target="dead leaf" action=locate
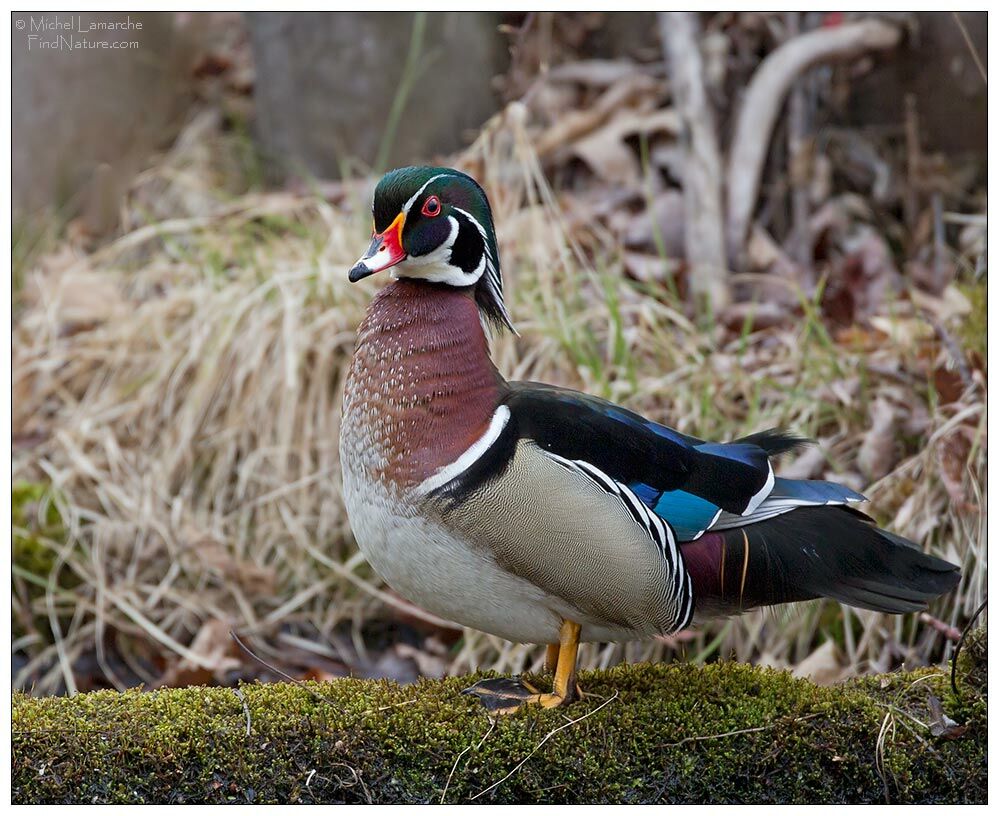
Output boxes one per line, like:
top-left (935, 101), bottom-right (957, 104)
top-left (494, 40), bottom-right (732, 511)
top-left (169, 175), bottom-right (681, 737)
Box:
top-left (792, 640), bottom-right (844, 686)
top-left (927, 694), bottom-right (968, 739)
top-left (194, 534), bottom-right (277, 596)
top-left (937, 428), bottom-right (974, 509)
top-left (932, 365), bottom-right (966, 406)
top-left (157, 618), bottom-right (240, 688)
top-left (910, 284), bottom-right (972, 321)
top-left (810, 194), bottom-right (874, 253)
top-left (622, 251), bottom-right (682, 284)
top-left (857, 398), bottom-right (898, 481)
top-left (570, 109), bottom-right (681, 187)
top-left (620, 190), bottom-right (686, 257)
top-left (777, 445), bottom-right (827, 481)
top-left (868, 315), bottom-right (934, 347)
top-left (825, 227), bottom-right (900, 324)
top-left (395, 642), bottom-right (448, 679)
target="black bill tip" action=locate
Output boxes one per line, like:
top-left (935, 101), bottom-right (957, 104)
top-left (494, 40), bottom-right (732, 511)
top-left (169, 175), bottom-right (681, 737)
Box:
top-left (348, 263), bottom-right (374, 283)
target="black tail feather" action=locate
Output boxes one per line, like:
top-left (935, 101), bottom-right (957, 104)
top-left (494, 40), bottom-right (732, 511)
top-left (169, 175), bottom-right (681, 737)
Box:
top-left (681, 506), bottom-right (960, 618)
top-left (734, 428), bottom-right (813, 458)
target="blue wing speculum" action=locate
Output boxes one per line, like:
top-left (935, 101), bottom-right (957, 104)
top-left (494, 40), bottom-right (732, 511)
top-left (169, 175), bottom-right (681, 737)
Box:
top-left (503, 382), bottom-right (864, 543)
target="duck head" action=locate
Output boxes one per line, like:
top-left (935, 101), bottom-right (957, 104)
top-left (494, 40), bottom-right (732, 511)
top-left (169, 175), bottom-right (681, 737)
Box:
top-left (349, 166), bottom-right (514, 331)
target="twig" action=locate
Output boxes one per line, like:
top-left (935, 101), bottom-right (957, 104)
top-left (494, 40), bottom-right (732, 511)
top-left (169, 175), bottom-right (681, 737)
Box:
top-left (951, 597), bottom-right (987, 696)
top-left (785, 12), bottom-right (814, 288)
top-left (440, 718), bottom-right (495, 804)
top-left (330, 762), bottom-right (373, 804)
top-left (875, 708), bottom-right (896, 804)
top-left (918, 612), bottom-right (963, 643)
top-left (904, 94), bottom-right (921, 230)
top-left (373, 12), bottom-right (429, 174)
top-left (726, 19), bottom-right (902, 267)
top-left (470, 691), bottom-right (619, 801)
top-left (951, 12), bottom-right (986, 85)
top-left (661, 711), bottom-right (820, 749)
top-left (658, 11), bottom-right (729, 311)
top-left (932, 191), bottom-right (947, 289)
top-left (232, 686), bottom-right (252, 737)
top-left (230, 630), bottom-right (341, 709)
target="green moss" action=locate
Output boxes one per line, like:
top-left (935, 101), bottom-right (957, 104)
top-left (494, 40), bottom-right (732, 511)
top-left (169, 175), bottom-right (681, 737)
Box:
top-left (12, 481), bottom-right (80, 593)
top-left (12, 482), bottom-right (86, 644)
top-left (13, 652), bottom-right (985, 804)
top-left (957, 280), bottom-right (986, 359)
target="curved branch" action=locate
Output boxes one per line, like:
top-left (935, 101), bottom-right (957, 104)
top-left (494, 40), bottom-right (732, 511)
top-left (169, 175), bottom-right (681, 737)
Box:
top-left (725, 19), bottom-right (902, 268)
top-left (659, 11), bottom-right (729, 310)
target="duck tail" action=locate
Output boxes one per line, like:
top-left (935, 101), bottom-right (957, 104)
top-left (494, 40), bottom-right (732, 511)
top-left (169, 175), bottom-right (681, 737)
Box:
top-left (680, 505), bottom-right (960, 619)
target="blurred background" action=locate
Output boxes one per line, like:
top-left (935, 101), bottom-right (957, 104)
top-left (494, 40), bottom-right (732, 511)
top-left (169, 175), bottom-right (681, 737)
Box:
top-left (12, 11), bottom-right (986, 696)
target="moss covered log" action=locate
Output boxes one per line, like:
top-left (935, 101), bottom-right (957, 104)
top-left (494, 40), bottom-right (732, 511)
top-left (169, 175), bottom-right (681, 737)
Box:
top-left (13, 635), bottom-right (986, 804)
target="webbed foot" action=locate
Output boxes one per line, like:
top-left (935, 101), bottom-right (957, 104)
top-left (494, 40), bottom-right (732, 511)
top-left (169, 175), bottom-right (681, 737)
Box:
top-left (463, 619), bottom-right (583, 715)
top-left (462, 676), bottom-right (543, 715)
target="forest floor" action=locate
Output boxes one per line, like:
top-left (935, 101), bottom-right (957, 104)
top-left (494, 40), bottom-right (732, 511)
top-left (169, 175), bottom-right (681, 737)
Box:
top-left (12, 12), bottom-right (986, 698)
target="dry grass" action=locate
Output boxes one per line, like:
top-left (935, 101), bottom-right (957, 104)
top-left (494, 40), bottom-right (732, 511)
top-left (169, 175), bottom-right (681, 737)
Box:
top-left (12, 105), bottom-right (985, 695)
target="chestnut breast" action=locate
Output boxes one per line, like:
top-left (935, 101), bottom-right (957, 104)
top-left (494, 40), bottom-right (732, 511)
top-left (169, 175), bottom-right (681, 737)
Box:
top-left (342, 279), bottom-right (505, 490)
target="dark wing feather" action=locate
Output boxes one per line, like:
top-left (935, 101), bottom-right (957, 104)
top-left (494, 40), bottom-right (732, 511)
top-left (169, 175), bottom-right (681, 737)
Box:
top-left (504, 382), bottom-right (775, 516)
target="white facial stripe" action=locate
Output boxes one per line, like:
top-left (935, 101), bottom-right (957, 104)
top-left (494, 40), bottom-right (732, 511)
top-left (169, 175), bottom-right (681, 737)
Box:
top-left (454, 206), bottom-right (496, 270)
top-left (403, 173), bottom-right (453, 215)
top-left (417, 405), bottom-right (511, 495)
top-left (453, 207), bottom-right (506, 303)
top-left (453, 206), bottom-right (487, 242)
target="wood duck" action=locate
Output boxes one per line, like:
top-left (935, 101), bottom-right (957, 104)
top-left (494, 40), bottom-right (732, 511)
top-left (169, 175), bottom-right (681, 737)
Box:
top-left (340, 166), bottom-right (961, 714)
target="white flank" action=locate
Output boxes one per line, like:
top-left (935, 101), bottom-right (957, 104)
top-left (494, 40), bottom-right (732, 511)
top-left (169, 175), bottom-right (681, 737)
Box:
top-left (417, 405), bottom-right (511, 494)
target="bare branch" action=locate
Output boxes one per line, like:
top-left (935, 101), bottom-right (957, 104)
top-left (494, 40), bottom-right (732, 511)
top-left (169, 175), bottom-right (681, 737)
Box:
top-left (726, 18), bottom-right (902, 268)
top-left (659, 11), bottom-right (729, 310)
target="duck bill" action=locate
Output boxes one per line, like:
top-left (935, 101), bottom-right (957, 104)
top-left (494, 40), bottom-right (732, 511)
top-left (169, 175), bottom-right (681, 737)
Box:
top-left (348, 212), bottom-right (407, 282)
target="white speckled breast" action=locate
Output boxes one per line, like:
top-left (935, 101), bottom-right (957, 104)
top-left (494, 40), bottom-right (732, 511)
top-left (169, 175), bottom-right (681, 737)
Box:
top-left (339, 280), bottom-right (564, 643)
top-left (340, 280), bottom-right (654, 644)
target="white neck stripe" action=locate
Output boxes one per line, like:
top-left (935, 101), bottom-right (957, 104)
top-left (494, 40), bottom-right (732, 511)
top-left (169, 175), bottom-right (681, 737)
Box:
top-left (416, 405), bottom-right (511, 494)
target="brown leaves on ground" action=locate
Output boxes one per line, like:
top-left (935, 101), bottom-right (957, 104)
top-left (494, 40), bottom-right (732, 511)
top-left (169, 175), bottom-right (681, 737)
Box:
top-left (156, 618), bottom-right (241, 688)
top-left (858, 398), bottom-right (900, 482)
top-left (927, 694), bottom-right (969, 740)
top-left (12, 12), bottom-right (985, 696)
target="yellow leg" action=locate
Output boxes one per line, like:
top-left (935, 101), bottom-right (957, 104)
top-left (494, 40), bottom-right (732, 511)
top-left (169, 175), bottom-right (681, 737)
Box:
top-left (462, 618), bottom-right (583, 714)
top-left (545, 643), bottom-right (560, 674)
top-left (539, 619), bottom-right (581, 708)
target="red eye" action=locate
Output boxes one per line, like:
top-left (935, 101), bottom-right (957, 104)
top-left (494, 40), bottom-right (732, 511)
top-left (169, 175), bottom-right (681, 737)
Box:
top-left (421, 195), bottom-right (441, 217)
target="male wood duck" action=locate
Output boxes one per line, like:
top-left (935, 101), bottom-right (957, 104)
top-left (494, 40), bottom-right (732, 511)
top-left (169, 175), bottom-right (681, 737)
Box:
top-left (340, 166), bottom-right (961, 714)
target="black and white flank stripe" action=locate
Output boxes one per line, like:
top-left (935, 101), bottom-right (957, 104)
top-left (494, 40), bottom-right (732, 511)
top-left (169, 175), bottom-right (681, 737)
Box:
top-left (544, 451), bottom-right (695, 633)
